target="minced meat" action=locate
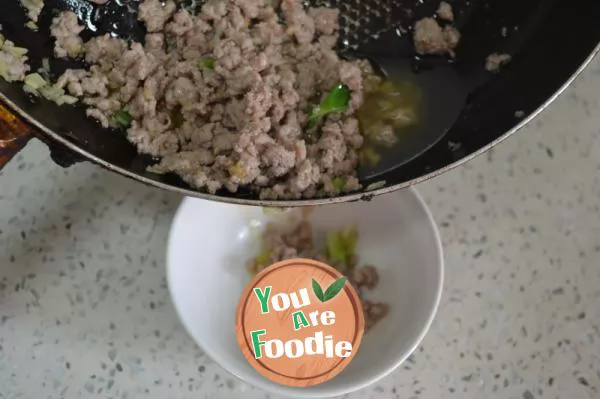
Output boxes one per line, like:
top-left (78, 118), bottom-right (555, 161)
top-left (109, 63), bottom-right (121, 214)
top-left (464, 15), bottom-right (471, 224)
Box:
top-left (485, 52), bottom-right (512, 72)
top-left (50, 11), bottom-right (84, 58)
top-left (413, 17), bottom-right (460, 56)
top-left (248, 214), bottom-right (389, 331)
top-left (0, 33), bottom-right (31, 82)
top-left (50, 0), bottom-right (378, 199)
top-left (436, 1), bottom-right (454, 21)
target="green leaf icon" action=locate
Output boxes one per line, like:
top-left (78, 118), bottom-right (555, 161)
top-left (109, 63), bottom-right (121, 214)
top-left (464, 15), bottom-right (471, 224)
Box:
top-left (313, 277), bottom-right (348, 303)
top-left (312, 279), bottom-right (325, 302)
top-left (323, 277), bottom-right (348, 302)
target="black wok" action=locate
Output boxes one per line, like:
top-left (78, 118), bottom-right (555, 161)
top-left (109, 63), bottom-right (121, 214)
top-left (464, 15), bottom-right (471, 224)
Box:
top-left (0, 0), bottom-right (599, 206)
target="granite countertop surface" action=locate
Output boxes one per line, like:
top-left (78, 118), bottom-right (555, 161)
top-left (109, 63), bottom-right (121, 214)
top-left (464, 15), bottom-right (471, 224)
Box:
top-left (2, 57), bottom-right (600, 399)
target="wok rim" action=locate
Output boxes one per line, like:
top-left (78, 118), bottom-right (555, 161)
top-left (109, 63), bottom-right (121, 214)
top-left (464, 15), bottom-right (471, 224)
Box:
top-left (2, 44), bottom-right (599, 207)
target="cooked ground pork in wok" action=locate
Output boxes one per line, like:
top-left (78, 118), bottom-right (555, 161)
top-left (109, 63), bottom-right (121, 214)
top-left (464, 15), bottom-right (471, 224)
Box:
top-left (48, 0), bottom-right (382, 199)
top-left (248, 215), bottom-right (389, 331)
top-left (4, 0), bottom-right (469, 199)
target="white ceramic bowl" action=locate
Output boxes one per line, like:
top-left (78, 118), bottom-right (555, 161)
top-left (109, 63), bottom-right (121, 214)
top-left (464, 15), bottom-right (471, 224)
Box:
top-left (167, 188), bottom-right (443, 398)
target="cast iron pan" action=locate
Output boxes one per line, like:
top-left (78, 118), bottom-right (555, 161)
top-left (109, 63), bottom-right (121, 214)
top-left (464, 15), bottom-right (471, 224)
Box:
top-left (0, 0), bottom-right (599, 206)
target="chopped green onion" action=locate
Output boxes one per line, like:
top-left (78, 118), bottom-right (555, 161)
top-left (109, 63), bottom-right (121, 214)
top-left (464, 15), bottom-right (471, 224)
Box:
top-left (25, 21), bottom-right (39, 31)
top-left (365, 180), bottom-right (386, 191)
top-left (170, 106), bottom-right (185, 129)
top-left (359, 147), bottom-right (381, 166)
top-left (199, 58), bottom-right (215, 69)
top-left (255, 246), bottom-right (272, 267)
top-left (332, 176), bottom-right (346, 192)
top-left (325, 226), bottom-right (358, 267)
top-left (307, 84), bottom-right (351, 126)
top-left (228, 162), bottom-right (246, 178)
top-left (113, 109), bottom-right (133, 128)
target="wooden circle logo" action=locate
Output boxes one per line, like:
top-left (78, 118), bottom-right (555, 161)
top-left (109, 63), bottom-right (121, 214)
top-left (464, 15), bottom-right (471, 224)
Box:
top-left (235, 258), bottom-right (364, 387)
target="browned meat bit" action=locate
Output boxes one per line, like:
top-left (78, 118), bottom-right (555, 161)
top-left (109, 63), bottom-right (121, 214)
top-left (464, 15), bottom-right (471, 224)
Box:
top-left (413, 17), bottom-right (460, 56)
top-left (436, 1), bottom-right (454, 21)
top-left (353, 265), bottom-right (379, 290)
top-left (363, 300), bottom-right (390, 331)
top-left (138, 0), bottom-right (176, 32)
top-left (308, 7), bottom-right (340, 36)
top-left (50, 11), bottom-right (84, 58)
top-left (281, 0), bottom-right (316, 44)
top-left (485, 53), bottom-right (512, 72)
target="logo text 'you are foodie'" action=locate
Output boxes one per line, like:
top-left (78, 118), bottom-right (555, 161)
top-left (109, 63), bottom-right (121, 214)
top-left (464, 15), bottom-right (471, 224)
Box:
top-left (251, 278), bottom-right (352, 360)
top-left (236, 258), bottom-right (364, 387)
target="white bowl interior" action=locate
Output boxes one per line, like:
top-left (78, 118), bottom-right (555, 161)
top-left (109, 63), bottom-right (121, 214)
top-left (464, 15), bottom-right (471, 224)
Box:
top-left (167, 189), bottom-right (443, 398)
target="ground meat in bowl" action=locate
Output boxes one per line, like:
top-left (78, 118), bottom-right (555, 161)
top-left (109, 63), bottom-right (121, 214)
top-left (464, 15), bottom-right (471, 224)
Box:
top-left (248, 214), bottom-right (390, 332)
top-left (49, 0), bottom-right (380, 200)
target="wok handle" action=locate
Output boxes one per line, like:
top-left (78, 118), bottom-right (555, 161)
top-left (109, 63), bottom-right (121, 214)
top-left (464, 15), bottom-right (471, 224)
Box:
top-left (0, 102), bottom-right (33, 170)
top-left (0, 101), bottom-right (86, 169)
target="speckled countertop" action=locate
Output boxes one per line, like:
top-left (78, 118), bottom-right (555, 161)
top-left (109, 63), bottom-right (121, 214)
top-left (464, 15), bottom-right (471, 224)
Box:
top-left (2, 58), bottom-right (600, 399)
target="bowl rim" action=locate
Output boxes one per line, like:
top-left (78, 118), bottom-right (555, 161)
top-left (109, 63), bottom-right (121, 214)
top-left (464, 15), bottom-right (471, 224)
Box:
top-left (166, 187), bottom-right (445, 398)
